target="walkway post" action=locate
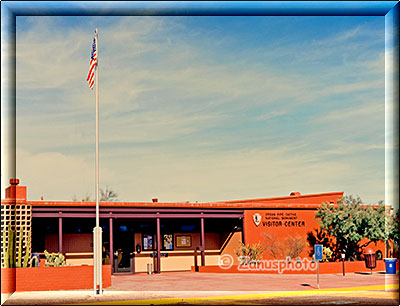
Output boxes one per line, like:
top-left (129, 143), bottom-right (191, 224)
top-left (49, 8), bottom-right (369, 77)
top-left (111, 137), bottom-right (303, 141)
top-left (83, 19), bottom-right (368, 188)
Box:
top-left (109, 216), bottom-right (113, 272)
top-left (200, 215), bottom-right (205, 266)
top-left (58, 212), bottom-right (62, 253)
top-left (156, 216), bottom-right (161, 273)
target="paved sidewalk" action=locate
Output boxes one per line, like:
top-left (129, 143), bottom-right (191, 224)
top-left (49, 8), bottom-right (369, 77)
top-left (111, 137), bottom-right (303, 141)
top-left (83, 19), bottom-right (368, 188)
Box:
top-left (2, 272), bottom-right (399, 305)
top-left (107, 271), bottom-right (397, 291)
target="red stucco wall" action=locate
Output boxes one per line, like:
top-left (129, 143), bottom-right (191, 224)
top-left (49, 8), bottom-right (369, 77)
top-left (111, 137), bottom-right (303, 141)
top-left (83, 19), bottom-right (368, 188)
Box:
top-left (244, 209), bottom-right (319, 259)
top-left (244, 208), bottom-right (389, 260)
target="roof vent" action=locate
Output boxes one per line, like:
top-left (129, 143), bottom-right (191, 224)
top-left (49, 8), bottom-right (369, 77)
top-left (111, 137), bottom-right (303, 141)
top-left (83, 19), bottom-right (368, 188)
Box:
top-left (152, 198), bottom-right (158, 203)
top-left (290, 192), bottom-right (301, 196)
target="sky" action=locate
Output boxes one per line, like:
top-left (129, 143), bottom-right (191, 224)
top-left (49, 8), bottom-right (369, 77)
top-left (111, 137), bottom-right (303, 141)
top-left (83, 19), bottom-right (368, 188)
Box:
top-left (1, 14), bottom-right (387, 203)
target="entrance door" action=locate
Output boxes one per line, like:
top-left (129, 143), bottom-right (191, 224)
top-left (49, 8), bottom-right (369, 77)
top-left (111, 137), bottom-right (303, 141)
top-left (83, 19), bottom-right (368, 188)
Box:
top-left (114, 249), bottom-right (132, 272)
top-left (114, 222), bottom-right (134, 273)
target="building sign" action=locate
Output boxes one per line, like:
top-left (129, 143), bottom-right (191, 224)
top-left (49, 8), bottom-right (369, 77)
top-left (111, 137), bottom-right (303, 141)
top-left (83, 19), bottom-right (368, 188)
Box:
top-left (314, 244), bottom-right (323, 260)
top-left (150, 252), bottom-right (169, 258)
top-left (253, 213), bottom-right (262, 227)
top-left (258, 212), bottom-right (306, 228)
top-left (176, 235), bottom-right (192, 247)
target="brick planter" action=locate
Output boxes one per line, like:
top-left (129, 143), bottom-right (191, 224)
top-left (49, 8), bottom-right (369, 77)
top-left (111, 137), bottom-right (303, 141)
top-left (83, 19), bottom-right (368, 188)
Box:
top-left (1, 265), bottom-right (111, 293)
top-left (1, 268), bottom-right (16, 293)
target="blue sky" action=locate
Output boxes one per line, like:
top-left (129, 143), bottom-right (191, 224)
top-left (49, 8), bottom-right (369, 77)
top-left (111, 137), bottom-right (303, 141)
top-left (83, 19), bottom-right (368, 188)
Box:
top-left (2, 14), bottom-right (387, 203)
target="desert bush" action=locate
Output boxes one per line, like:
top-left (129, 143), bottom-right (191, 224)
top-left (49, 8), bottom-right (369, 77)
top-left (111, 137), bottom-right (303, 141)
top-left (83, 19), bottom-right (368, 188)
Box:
top-left (263, 234), bottom-right (306, 260)
top-left (235, 242), bottom-right (266, 264)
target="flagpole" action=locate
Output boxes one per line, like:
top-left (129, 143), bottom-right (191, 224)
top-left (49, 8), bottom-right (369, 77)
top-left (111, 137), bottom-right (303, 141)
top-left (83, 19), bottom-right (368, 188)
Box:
top-left (94, 27), bottom-right (103, 295)
top-left (95, 28), bottom-right (99, 229)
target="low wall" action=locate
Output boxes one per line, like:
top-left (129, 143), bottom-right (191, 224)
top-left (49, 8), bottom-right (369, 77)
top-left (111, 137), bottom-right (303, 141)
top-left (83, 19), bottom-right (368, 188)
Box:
top-left (1, 268), bottom-right (16, 293)
top-left (193, 260), bottom-right (397, 274)
top-left (1, 265), bottom-right (111, 293)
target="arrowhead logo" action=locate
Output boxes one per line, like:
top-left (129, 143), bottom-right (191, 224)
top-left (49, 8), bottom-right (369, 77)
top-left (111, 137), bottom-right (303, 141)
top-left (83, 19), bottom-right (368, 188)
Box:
top-left (253, 213), bottom-right (262, 227)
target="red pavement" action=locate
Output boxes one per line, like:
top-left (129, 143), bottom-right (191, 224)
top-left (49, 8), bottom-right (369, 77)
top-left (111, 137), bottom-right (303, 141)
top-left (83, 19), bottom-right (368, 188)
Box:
top-left (108, 271), bottom-right (398, 291)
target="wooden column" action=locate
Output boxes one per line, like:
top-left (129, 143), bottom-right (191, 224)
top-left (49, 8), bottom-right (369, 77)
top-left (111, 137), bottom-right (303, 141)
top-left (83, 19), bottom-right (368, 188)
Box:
top-left (156, 216), bottom-right (161, 273)
top-left (58, 212), bottom-right (63, 253)
top-left (200, 215), bottom-right (205, 266)
top-left (109, 215), bottom-right (113, 272)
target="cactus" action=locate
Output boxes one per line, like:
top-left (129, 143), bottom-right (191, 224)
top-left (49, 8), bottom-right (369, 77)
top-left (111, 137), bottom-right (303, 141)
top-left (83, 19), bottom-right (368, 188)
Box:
top-left (23, 232), bottom-right (31, 268)
top-left (16, 228), bottom-right (23, 267)
top-left (2, 227), bottom-right (9, 268)
top-left (8, 225), bottom-right (15, 268)
top-left (55, 253), bottom-right (66, 266)
top-left (44, 250), bottom-right (50, 266)
top-left (44, 249), bottom-right (66, 267)
top-left (2, 224), bottom-right (16, 268)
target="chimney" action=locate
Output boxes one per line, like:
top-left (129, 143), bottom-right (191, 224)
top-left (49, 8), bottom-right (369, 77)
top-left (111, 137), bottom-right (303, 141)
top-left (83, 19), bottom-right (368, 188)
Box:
top-left (290, 192), bottom-right (301, 197)
top-left (10, 178), bottom-right (20, 185)
top-left (5, 178), bottom-right (27, 201)
top-left (152, 198), bottom-right (158, 203)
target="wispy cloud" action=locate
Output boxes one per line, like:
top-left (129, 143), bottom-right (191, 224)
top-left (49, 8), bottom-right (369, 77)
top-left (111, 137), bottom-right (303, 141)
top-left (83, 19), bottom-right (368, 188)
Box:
top-left (6, 15), bottom-right (386, 204)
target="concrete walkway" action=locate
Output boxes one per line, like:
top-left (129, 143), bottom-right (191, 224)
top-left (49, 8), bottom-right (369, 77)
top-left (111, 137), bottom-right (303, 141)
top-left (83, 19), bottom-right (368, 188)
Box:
top-left (107, 271), bottom-right (397, 291)
top-left (2, 272), bottom-right (398, 305)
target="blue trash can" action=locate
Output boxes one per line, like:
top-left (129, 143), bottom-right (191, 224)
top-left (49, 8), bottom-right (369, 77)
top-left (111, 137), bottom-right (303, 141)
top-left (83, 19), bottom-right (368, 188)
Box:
top-left (384, 258), bottom-right (397, 274)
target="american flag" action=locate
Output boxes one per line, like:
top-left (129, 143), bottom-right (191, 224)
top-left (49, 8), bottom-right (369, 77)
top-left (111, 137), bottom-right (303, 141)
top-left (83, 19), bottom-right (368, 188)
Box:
top-left (86, 36), bottom-right (97, 89)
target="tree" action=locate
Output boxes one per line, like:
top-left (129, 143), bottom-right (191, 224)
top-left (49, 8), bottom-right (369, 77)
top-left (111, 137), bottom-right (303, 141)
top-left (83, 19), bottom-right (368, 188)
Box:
top-left (306, 228), bottom-right (337, 259)
top-left (316, 195), bottom-right (395, 261)
top-left (72, 187), bottom-right (119, 202)
top-left (100, 186), bottom-right (119, 202)
top-left (385, 208), bottom-right (399, 257)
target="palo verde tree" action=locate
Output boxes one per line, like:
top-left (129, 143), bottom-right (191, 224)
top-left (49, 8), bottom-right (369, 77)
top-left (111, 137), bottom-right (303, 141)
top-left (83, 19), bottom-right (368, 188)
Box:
top-left (384, 208), bottom-right (399, 257)
top-left (316, 195), bottom-right (395, 261)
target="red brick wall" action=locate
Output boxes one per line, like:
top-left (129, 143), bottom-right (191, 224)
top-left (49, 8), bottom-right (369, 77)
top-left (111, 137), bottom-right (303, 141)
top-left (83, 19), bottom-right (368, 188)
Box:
top-left (16, 265), bottom-right (111, 292)
top-left (1, 265), bottom-right (111, 293)
top-left (1, 268), bottom-right (16, 293)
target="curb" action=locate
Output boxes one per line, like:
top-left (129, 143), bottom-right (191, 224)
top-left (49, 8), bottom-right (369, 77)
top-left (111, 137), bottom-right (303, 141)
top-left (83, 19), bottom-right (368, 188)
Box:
top-left (70, 284), bottom-right (399, 305)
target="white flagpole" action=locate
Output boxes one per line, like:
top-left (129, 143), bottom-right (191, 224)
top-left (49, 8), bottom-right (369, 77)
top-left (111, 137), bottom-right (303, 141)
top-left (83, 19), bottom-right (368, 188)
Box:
top-left (93, 27), bottom-right (103, 295)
